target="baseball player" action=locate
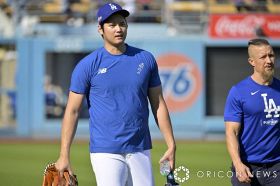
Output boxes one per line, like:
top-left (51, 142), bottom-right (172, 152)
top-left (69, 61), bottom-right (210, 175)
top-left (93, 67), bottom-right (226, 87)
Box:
top-left (55, 2), bottom-right (176, 186)
top-left (224, 38), bottom-right (280, 186)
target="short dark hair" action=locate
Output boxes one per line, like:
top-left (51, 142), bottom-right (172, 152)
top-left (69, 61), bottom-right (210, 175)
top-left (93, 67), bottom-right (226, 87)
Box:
top-left (248, 38), bottom-right (270, 46)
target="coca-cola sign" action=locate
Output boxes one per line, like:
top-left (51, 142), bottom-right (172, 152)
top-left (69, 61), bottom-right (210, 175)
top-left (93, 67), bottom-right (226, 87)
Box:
top-left (209, 14), bottom-right (280, 38)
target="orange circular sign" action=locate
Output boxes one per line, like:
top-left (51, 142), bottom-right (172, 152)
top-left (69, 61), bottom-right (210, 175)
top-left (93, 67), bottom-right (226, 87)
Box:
top-left (157, 53), bottom-right (202, 112)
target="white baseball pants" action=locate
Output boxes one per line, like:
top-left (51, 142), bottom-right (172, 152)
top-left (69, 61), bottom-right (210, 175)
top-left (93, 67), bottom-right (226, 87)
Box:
top-left (90, 150), bottom-right (155, 186)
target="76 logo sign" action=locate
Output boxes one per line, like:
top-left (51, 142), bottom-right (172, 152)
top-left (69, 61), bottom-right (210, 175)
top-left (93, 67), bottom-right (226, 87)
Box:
top-left (160, 66), bottom-right (192, 99)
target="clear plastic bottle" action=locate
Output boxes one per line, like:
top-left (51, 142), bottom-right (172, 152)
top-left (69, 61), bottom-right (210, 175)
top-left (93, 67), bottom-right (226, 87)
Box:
top-left (160, 160), bottom-right (170, 176)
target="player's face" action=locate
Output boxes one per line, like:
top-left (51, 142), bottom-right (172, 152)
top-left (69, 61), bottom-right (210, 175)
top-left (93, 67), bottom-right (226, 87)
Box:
top-left (249, 45), bottom-right (275, 79)
top-left (99, 14), bottom-right (127, 47)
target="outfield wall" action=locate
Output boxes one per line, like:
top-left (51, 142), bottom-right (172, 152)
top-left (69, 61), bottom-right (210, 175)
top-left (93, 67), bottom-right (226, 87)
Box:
top-left (1, 24), bottom-right (280, 139)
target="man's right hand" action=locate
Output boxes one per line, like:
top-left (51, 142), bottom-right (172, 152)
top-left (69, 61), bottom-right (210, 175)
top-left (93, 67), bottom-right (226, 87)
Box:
top-left (234, 162), bottom-right (253, 183)
top-left (55, 157), bottom-right (73, 178)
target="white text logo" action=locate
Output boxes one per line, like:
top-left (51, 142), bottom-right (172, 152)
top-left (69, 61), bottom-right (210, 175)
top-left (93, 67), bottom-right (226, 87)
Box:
top-left (137, 63), bottom-right (144, 74)
top-left (109, 3), bottom-right (117, 10)
top-left (251, 90), bottom-right (260, 95)
top-left (98, 68), bottom-right (107, 74)
top-left (262, 93), bottom-right (280, 118)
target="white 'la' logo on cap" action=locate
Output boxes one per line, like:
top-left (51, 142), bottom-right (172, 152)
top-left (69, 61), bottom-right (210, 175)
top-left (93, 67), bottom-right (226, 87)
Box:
top-left (109, 3), bottom-right (117, 10)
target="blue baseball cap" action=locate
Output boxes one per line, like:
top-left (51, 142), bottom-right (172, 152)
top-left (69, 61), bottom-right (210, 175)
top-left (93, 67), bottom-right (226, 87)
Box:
top-left (97, 3), bottom-right (130, 25)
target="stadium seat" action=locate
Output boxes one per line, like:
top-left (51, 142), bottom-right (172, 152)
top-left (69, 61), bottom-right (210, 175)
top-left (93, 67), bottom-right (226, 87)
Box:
top-left (43, 0), bottom-right (65, 13)
top-left (41, 0), bottom-right (68, 23)
top-left (168, 1), bottom-right (206, 12)
top-left (69, 0), bottom-right (96, 14)
top-left (267, 0), bottom-right (280, 13)
top-left (166, 1), bottom-right (207, 34)
top-left (208, 0), bottom-right (237, 13)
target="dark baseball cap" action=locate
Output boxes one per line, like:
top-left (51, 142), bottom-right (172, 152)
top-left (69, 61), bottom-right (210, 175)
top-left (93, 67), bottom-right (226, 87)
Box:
top-left (97, 3), bottom-right (130, 25)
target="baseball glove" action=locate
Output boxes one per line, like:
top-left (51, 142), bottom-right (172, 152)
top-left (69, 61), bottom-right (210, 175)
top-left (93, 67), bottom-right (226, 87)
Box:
top-left (42, 162), bottom-right (78, 186)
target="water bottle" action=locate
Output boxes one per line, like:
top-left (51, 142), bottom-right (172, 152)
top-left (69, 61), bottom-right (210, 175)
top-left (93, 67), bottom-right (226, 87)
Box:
top-left (160, 160), bottom-right (171, 176)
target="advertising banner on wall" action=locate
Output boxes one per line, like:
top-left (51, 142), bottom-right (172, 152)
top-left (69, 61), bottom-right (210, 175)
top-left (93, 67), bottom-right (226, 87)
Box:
top-left (143, 41), bottom-right (205, 132)
top-left (157, 53), bottom-right (202, 113)
top-left (209, 14), bottom-right (280, 38)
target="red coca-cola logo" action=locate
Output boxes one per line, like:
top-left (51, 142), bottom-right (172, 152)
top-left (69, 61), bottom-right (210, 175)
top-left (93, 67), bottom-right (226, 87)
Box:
top-left (209, 14), bottom-right (280, 38)
top-left (215, 15), bottom-right (265, 37)
top-left (267, 21), bottom-right (280, 32)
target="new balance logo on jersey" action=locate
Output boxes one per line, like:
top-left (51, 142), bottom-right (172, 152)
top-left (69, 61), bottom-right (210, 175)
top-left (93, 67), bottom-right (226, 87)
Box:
top-left (262, 93), bottom-right (280, 118)
top-left (98, 68), bottom-right (107, 74)
top-left (109, 3), bottom-right (117, 10)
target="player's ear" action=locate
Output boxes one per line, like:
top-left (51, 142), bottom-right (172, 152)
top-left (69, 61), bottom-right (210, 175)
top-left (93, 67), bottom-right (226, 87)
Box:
top-left (98, 24), bottom-right (103, 36)
top-left (248, 57), bottom-right (255, 67)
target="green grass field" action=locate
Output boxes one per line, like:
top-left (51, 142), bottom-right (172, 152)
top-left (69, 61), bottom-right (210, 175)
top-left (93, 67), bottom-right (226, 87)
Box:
top-left (0, 140), bottom-right (231, 186)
